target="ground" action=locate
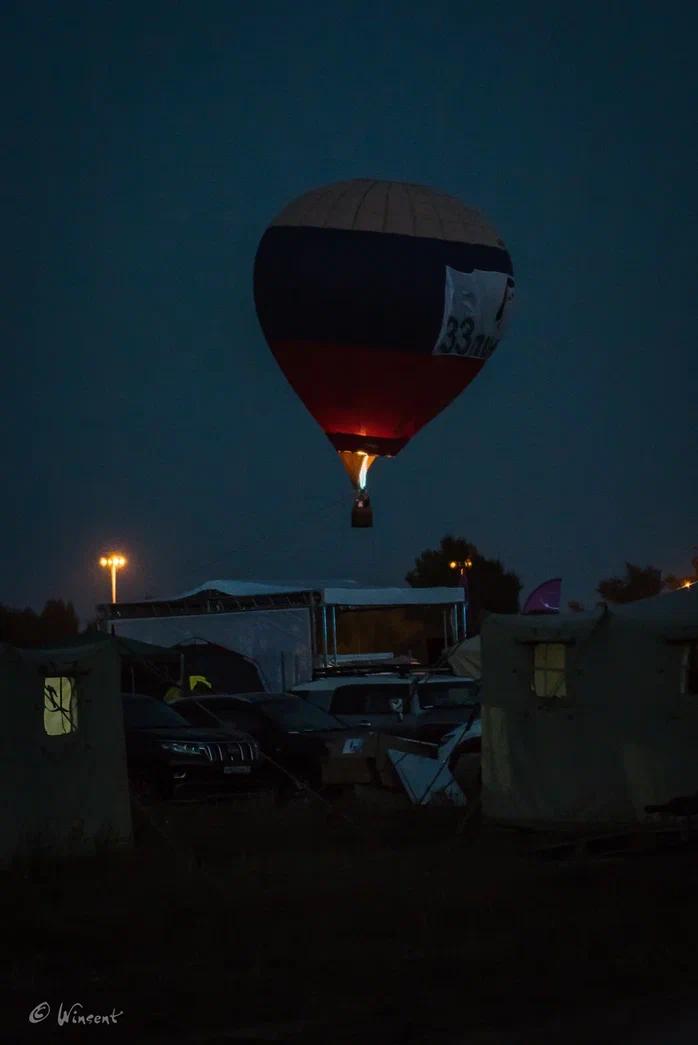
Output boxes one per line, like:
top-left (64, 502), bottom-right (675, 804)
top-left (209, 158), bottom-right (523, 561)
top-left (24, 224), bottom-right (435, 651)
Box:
top-left (3, 793), bottom-right (698, 1043)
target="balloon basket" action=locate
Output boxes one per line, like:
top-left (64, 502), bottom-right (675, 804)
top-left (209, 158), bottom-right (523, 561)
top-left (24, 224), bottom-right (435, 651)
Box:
top-left (351, 500), bottom-right (373, 528)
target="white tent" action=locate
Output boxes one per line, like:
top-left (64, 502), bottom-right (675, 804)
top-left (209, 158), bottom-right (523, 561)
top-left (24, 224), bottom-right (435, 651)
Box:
top-left (0, 638), bottom-right (132, 862)
top-left (480, 586), bottom-right (698, 829)
top-left (445, 634), bottom-right (482, 679)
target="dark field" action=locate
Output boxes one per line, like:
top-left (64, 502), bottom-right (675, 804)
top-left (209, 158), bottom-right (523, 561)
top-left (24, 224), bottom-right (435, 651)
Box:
top-left (3, 795), bottom-right (698, 1043)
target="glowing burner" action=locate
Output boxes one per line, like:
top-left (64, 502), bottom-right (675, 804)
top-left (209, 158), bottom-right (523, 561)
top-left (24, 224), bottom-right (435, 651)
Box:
top-left (339, 451), bottom-right (377, 527)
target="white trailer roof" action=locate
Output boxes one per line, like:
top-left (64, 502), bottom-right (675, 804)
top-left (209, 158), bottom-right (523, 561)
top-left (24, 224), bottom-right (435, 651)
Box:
top-left (321, 586), bottom-right (465, 607)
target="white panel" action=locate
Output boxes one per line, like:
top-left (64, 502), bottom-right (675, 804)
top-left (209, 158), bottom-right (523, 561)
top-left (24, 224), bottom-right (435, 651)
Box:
top-left (433, 266), bottom-right (514, 359)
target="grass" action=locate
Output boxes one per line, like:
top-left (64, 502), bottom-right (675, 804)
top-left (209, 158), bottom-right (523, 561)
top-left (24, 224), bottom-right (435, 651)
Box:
top-left (3, 795), bottom-right (698, 1042)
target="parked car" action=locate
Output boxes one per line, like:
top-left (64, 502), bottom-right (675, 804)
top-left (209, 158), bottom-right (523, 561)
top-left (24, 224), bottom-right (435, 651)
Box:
top-left (290, 671), bottom-right (481, 743)
top-left (122, 693), bottom-right (262, 802)
top-left (171, 693), bottom-right (373, 799)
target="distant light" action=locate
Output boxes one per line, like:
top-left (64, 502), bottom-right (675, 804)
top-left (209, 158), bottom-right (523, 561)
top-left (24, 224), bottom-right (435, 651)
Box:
top-left (449, 561), bottom-right (457, 569)
top-left (99, 552), bottom-right (127, 603)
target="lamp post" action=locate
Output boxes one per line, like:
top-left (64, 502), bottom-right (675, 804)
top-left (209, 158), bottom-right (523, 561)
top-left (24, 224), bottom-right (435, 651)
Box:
top-left (449, 557), bottom-right (473, 639)
top-left (99, 554), bottom-right (126, 603)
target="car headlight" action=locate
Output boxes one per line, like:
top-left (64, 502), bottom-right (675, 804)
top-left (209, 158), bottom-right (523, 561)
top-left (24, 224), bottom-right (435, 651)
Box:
top-left (159, 741), bottom-right (209, 757)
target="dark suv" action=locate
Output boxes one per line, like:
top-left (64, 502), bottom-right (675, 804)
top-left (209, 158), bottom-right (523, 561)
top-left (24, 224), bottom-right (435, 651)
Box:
top-left (123, 693), bottom-right (262, 801)
top-left (171, 693), bottom-right (372, 799)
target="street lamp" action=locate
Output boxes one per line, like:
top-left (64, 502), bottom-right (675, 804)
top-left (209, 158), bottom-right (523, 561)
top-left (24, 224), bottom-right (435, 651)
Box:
top-left (449, 557), bottom-right (473, 638)
top-left (99, 554), bottom-right (127, 603)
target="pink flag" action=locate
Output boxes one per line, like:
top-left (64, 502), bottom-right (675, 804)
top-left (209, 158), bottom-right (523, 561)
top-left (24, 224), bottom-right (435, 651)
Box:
top-left (522, 578), bottom-right (562, 614)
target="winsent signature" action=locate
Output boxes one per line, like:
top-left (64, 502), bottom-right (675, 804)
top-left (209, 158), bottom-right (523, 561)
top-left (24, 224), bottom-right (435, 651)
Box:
top-left (28, 1001), bottom-right (123, 1026)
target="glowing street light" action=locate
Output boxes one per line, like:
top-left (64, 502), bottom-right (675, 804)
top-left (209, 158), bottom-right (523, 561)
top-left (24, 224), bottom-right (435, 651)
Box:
top-left (449, 558), bottom-right (473, 573)
top-left (99, 553), bottom-right (127, 603)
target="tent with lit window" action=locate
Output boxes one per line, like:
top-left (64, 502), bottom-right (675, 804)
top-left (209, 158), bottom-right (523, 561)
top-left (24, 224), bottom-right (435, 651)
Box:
top-left (480, 585), bottom-right (698, 829)
top-left (0, 638), bottom-right (132, 862)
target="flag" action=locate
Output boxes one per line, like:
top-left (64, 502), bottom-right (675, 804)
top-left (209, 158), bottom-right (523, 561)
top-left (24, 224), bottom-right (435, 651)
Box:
top-left (522, 578), bottom-right (561, 614)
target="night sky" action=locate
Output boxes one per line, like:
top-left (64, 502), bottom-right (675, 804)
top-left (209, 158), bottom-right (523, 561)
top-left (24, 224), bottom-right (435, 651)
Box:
top-left (4, 1), bottom-right (697, 623)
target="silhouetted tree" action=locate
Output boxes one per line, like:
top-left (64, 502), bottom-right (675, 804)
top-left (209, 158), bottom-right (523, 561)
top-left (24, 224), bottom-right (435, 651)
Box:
top-left (39, 599), bottom-right (79, 642)
top-left (596, 563), bottom-right (663, 604)
top-left (406, 535), bottom-right (521, 635)
top-left (0, 599), bottom-right (79, 645)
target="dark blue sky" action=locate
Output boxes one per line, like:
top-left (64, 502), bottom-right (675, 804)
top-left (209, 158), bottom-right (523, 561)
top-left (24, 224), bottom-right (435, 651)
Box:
top-left (4, 1), bottom-right (697, 622)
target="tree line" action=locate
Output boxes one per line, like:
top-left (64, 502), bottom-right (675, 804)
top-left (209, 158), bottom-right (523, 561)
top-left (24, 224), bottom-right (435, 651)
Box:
top-left (0, 600), bottom-right (81, 646)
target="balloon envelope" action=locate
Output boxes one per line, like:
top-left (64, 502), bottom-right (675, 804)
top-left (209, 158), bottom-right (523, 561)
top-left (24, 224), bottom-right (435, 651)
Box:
top-left (254, 179), bottom-right (514, 458)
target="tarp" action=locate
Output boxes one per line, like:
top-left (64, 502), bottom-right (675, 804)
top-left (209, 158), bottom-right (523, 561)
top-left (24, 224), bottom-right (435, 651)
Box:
top-left (480, 586), bottom-right (698, 829)
top-left (109, 608), bottom-right (311, 692)
top-left (387, 723), bottom-right (470, 806)
top-left (445, 635), bottom-right (482, 679)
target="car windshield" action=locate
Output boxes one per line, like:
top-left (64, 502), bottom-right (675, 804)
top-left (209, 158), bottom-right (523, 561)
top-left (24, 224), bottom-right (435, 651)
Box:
top-left (417, 681), bottom-right (479, 709)
top-left (258, 697), bottom-right (347, 732)
top-left (123, 696), bottom-right (191, 730)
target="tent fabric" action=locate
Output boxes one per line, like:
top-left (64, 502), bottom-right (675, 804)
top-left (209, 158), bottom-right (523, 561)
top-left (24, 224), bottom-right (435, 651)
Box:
top-left (19, 632), bottom-right (177, 660)
top-left (614, 583), bottom-right (698, 626)
top-left (480, 589), bottom-right (698, 829)
top-left (445, 635), bottom-right (482, 679)
top-left (110, 608), bottom-right (311, 692)
top-left (1, 641), bottom-right (132, 862)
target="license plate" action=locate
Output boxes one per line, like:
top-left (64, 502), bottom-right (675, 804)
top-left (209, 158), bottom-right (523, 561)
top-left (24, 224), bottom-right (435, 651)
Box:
top-left (224, 766), bottom-right (251, 774)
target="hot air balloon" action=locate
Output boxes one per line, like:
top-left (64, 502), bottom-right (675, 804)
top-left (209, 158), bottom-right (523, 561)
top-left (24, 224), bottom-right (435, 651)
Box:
top-left (253, 179), bottom-right (514, 526)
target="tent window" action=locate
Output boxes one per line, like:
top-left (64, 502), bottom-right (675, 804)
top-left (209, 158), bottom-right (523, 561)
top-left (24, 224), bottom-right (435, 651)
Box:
top-left (43, 676), bottom-right (78, 735)
top-left (680, 643), bottom-right (698, 695)
top-left (532, 644), bottom-right (567, 698)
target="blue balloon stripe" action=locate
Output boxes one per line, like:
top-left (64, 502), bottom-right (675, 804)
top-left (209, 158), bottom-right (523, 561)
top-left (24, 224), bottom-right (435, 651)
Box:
top-left (254, 224), bottom-right (513, 355)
